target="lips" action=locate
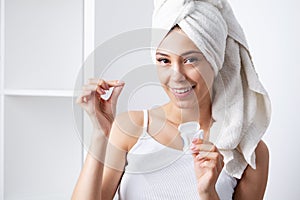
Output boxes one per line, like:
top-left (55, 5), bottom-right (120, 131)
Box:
top-left (170, 85), bottom-right (195, 98)
top-left (172, 87), bottom-right (192, 94)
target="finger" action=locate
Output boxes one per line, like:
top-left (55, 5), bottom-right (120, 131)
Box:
top-left (95, 90), bottom-right (102, 100)
top-left (97, 79), bottom-right (123, 90)
top-left (192, 138), bottom-right (213, 145)
top-left (82, 83), bottom-right (108, 96)
top-left (196, 152), bottom-right (224, 172)
top-left (108, 82), bottom-right (125, 104)
top-left (88, 79), bottom-right (110, 90)
top-left (190, 139), bottom-right (204, 154)
top-left (190, 143), bottom-right (220, 158)
top-left (82, 84), bottom-right (98, 91)
top-left (88, 78), bottom-right (125, 88)
top-left (192, 143), bottom-right (217, 152)
top-left (82, 92), bottom-right (93, 103)
top-left (196, 151), bottom-right (220, 161)
top-left (104, 80), bottom-right (125, 87)
top-left (200, 159), bottom-right (223, 174)
top-left (76, 90), bottom-right (92, 104)
top-left (96, 87), bottom-right (106, 95)
top-left (97, 79), bottom-right (110, 90)
top-left (190, 143), bottom-right (200, 154)
top-left (198, 160), bottom-right (218, 172)
top-left (192, 138), bottom-right (204, 144)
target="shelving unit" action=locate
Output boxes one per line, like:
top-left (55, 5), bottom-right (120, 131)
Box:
top-left (0, 0), bottom-right (89, 199)
top-left (1, 0), bottom-right (156, 199)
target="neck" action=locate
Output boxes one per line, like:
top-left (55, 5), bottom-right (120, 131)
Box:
top-left (164, 94), bottom-right (213, 131)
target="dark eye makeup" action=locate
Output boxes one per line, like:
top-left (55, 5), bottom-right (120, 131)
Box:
top-left (184, 57), bottom-right (199, 63)
top-left (156, 57), bottom-right (170, 64)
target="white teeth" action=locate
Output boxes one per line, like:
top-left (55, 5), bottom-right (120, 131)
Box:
top-left (173, 87), bottom-right (192, 94)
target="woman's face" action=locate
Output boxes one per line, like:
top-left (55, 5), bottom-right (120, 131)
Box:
top-left (156, 27), bottom-right (214, 109)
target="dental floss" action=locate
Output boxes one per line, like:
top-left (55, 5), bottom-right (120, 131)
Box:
top-left (178, 121), bottom-right (204, 153)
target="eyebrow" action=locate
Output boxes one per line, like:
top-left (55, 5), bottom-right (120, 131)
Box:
top-left (156, 52), bottom-right (170, 57)
top-left (156, 50), bottom-right (202, 57)
top-left (181, 50), bottom-right (203, 56)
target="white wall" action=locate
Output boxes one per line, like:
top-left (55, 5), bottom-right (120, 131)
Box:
top-left (229, 0), bottom-right (300, 199)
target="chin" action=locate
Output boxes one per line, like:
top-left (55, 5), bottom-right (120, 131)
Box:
top-left (174, 99), bottom-right (199, 110)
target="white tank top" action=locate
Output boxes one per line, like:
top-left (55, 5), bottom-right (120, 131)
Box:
top-left (117, 110), bottom-right (237, 200)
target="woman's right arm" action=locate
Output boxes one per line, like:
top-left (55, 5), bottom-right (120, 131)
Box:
top-left (71, 78), bottom-right (125, 200)
top-left (71, 134), bottom-right (107, 199)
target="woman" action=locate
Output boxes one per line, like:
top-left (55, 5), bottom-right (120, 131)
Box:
top-left (72, 0), bottom-right (271, 199)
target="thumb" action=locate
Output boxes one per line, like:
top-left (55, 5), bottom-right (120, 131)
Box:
top-left (109, 81), bottom-right (125, 104)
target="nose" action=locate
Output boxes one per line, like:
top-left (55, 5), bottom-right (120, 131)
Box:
top-left (171, 62), bottom-right (186, 82)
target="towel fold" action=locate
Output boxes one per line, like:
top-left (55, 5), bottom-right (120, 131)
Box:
top-left (152, 0), bottom-right (271, 179)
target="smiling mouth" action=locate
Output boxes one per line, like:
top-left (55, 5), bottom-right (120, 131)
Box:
top-left (170, 85), bottom-right (196, 96)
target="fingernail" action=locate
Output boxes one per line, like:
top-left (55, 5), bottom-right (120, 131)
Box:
top-left (192, 138), bottom-right (197, 143)
top-left (190, 143), bottom-right (197, 150)
top-left (196, 154), bottom-right (202, 160)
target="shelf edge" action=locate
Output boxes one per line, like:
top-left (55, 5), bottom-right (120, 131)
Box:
top-left (3, 89), bottom-right (77, 97)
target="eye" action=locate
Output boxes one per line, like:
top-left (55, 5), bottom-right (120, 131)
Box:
top-left (184, 57), bottom-right (199, 64)
top-left (156, 57), bottom-right (170, 65)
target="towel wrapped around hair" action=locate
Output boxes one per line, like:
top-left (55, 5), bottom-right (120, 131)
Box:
top-left (152, 0), bottom-right (271, 179)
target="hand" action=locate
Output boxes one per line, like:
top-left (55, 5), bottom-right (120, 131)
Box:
top-left (190, 138), bottom-right (224, 199)
top-left (76, 78), bottom-right (125, 136)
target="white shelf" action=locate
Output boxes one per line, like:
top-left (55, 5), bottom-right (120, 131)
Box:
top-left (1, 0), bottom-right (88, 199)
top-left (4, 89), bottom-right (75, 97)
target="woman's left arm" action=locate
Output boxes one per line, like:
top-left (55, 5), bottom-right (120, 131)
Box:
top-left (233, 140), bottom-right (269, 200)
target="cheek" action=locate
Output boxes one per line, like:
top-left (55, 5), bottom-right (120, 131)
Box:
top-left (156, 67), bottom-right (170, 85)
top-left (194, 64), bottom-right (214, 89)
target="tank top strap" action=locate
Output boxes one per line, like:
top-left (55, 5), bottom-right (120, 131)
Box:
top-left (142, 110), bottom-right (149, 137)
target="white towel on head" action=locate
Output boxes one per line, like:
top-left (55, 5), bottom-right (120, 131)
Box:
top-left (152, 0), bottom-right (271, 179)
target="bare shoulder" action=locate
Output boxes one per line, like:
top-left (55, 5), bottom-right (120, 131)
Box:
top-left (234, 140), bottom-right (269, 200)
top-left (244, 140), bottom-right (269, 176)
top-left (255, 140), bottom-right (269, 162)
top-left (252, 140), bottom-right (269, 176)
top-left (109, 111), bottom-right (145, 151)
top-left (115, 110), bottom-right (144, 129)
